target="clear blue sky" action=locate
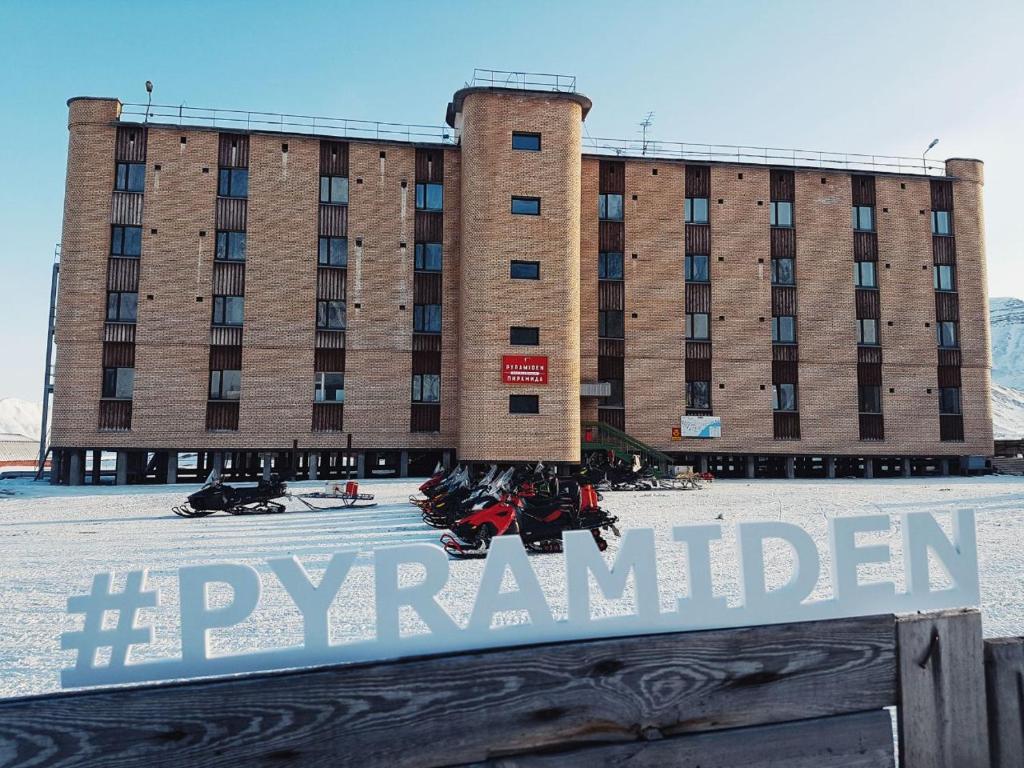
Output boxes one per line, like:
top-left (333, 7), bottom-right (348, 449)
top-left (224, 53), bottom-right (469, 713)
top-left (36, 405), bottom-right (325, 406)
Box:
top-left (1, 0), bottom-right (1020, 403)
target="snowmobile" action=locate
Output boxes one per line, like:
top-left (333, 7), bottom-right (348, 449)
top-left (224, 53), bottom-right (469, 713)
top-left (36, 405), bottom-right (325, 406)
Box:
top-left (421, 466), bottom-right (508, 530)
top-left (172, 471), bottom-right (289, 517)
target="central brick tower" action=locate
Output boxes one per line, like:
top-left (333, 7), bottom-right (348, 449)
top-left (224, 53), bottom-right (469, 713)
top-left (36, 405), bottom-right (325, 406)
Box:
top-left (448, 86), bottom-right (591, 463)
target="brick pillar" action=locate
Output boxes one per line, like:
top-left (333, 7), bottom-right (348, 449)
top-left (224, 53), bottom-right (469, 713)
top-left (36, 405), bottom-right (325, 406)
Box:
top-left (167, 452), bottom-right (178, 484)
top-left (399, 450), bottom-right (409, 478)
top-left (115, 451), bottom-right (128, 485)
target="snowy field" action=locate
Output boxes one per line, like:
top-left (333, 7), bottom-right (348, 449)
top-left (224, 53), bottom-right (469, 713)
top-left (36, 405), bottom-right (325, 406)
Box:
top-left (1, 474), bottom-right (1023, 699)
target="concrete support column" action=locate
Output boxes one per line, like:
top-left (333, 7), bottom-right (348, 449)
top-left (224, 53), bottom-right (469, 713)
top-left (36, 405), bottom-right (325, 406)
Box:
top-left (213, 452), bottom-right (224, 476)
top-left (826, 456), bottom-right (837, 479)
top-left (308, 452), bottom-right (319, 481)
top-left (50, 450), bottom-right (62, 485)
top-left (443, 450), bottom-right (454, 470)
top-left (698, 455), bottom-right (708, 474)
top-left (940, 458), bottom-right (950, 476)
top-left (902, 458), bottom-right (912, 478)
top-left (399, 450), bottom-right (409, 478)
top-left (166, 452), bottom-right (178, 484)
top-left (746, 456), bottom-right (755, 479)
top-left (785, 456), bottom-right (796, 480)
top-left (69, 450), bottom-right (84, 486)
top-left (91, 450), bottom-right (102, 485)
top-left (357, 452), bottom-right (367, 479)
top-left (115, 451), bottom-right (128, 486)
top-left (262, 453), bottom-right (272, 481)
top-left (864, 458), bottom-right (874, 479)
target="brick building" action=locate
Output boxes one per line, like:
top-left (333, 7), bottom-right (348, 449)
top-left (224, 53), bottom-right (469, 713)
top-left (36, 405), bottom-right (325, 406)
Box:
top-left (49, 72), bottom-right (992, 483)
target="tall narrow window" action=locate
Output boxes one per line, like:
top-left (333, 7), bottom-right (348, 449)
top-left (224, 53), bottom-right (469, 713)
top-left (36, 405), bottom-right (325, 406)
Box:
top-left (102, 367), bottom-right (135, 399)
top-left (601, 379), bottom-right (624, 407)
top-left (772, 383), bottom-right (798, 411)
top-left (316, 299), bottom-right (346, 330)
top-left (414, 242), bottom-right (442, 272)
top-left (510, 260), bottom-right (540, 279)
top-left (314, 372), bottom-right (345, 402)
top-left (115, 162), bottom-right (145, 192)
top-left (857, 318), bottom-right (879, 345)
top-left (854, 261), bottom-right (877, 288)
top-left (851, 205), bottom-right (874, 231)
top-left (771, 316), bottom-right (796, 343)
top-left (858, 385), bottom-right (882, 414)
top-left (509, 394), bottom-right (539, 414)
top-left (598, 193), bottom-right (623, 221)
top-left (939, 386), bottom-right (961, 414)
top-left (110, 225), bottom-right (142, 257)
top-left (770, 201), bottom-right (793, 228)
top-left (416, 182), bottom-right (443, 211)
top-left (217, 168), bottom-right (248, 198)
top-left (931, 210), bottom-right (952, 235)
top-left (685, 312), bottom-right (710, 340)
top-left (936, 321), bottom-right (959, 348)
top-left (771, 258), bottom-right (795, 285)
top-left (215, 231), bottom-right (246, 261)
top-left (599, 310), bottom-right (624, 339)
top-left (934, 264), bottom-right (955, 291)
top-left (209, 369), bottom-right (242, 400)
top-left (412, 373), bottom-right (440, 402)
top-left (686, 380), bottom-right (711, 410)
top-left (106, 291), bottom-right (138, 323)
top-left (318, 237), bottom-right (348, 267)
top-left (599, 251), bottom-right (624, 279)
top-left (685, 197), bottom-right (709, 224)
top-left (685, 254), bottom-right (710, 282)
top-left (320, 175), bottom-right (349, 205)
top-left (511, 196), bottom-right (540, 215)
top-left (413, 303), bottom-right (441, 333)
top-left (512, 132), bottom-right (541, 151)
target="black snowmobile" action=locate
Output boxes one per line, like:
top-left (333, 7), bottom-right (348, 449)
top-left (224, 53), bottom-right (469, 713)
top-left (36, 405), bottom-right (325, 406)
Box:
top-left (172, 472), bottom-right (289, 517)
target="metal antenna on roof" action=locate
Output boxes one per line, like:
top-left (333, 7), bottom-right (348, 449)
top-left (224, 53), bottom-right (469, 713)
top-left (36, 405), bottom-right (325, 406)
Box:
top-left (640, 112), bottom-right (655, 155)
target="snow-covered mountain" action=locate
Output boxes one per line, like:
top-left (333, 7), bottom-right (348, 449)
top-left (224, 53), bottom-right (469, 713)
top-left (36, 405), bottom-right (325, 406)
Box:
top-left (991, 297), bottom-right (1024, 391)
top-left (0, 398), bottom-right (42, 441)
top-left (993, 383), bottom-right (1024, 440)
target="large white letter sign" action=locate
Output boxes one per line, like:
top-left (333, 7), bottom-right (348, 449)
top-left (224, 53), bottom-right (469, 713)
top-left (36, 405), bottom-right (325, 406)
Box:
top-left (179, 563), bottom-right (261, 664)
top-left (829, 514), bottom-right (896, 608)
top-left (268, 552), bottom-right (357, 650)
top-left (469, 536), bottom-right (554, 634)
top-left (738, 522), bottom-right (820, 621)
top-left (672, 524), bottom-right (728, 619)
top-left (374, 544), bottom-right (458, 645)
top-left (903, 508), bottom-right (979, 609)
top-left (564, 528), bottom-right (660, 627)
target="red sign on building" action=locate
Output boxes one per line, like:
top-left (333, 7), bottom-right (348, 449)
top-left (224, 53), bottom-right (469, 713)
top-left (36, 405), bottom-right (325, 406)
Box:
top-left (502, 355), bottom-right (549, 385)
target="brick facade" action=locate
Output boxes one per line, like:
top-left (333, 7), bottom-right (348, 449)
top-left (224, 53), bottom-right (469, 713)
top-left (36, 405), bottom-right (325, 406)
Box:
top-left (51, 87), bottom-right (992, 481)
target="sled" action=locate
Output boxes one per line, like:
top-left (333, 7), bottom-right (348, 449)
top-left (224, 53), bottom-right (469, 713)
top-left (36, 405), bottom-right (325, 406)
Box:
top-left (292, 480), bottom-right (377, 510)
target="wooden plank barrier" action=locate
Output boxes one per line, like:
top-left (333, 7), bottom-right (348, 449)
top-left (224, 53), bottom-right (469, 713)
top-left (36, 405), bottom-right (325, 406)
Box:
top-left (0, 610), bottom-right (999, 767)
top-left (985, 635), bottom-right (1024, 768)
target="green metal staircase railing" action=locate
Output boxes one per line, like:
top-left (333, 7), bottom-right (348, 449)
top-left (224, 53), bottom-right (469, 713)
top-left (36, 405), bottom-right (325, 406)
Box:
top-left (581, 421), bottom-right (674, 470)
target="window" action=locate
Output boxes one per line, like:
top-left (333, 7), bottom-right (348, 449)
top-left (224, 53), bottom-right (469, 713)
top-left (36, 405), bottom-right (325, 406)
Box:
top-left (851, 205), bottom-right (874, 231)
top-left (414, 242), bottom-right (442, 272)
top-left (212, 295), bottom-right (244, 326)
top-left (412, 373), bottom-right (440, 403)
top-left (101, 367), bottom-right (135, 399)
top-left (939, 386), bottom-right (961, 415)
top-left (314, 372), bottom-right (345, 403)
top-left (115, 162), bottom-right (145, 192)
top-left (685, 197), bottom-right (709, 224)
top-left (209, 369), bottom-right (241, 400)
top-left (772, 383), bottom-right (798, 412)
top-left (854, 261), bottom-right (877, 288)
top-left (686, 380), bottom-right (711, 410)
top-left (857, 318), bottom-right (879, 345)
top-left (601, 379), bottom-right (624, 407)
top-left (316, 299), bottom-right (346, 330)
top-left (318, 237), bottom-right (348, 267)
top-left (416, 182), bottom-right (443, 211)
top-left (320, 175), bottom-right (349, 205)
top-left (110, 225), bottom-right (142, 257)
top-left (771, 315), bottom-right (796, 343)
top-left (215, 231), bottom-right (246, 262)
top-left (934, 264), bottom-right (955, 291)
top-left (510, 326), bottom-right (539, 346)
top-left (511, 196), bottom-right (540, 215)
top-left (685, 312), bottom-right (710, 340)
top-left (598, 193), bottom-right (623, 221)
top-left (599, 251), bottom-right (624, 280)
top-left (931, 210), bottom-right (952, 236)
top-left (859, 384), bottom-right (882, 414)
top-left (512, 132), bottom-right (541, 151)
top-left (413, 303), bottom-right (441, 333)
top-left (217, 168), bottom-right (249, 198)
top-left (936, 321), bottom-right (959, 348)
top-left (106, 291), bottom-right (138, 323)
top-left (685, 254), bottom-right (710, 282)
top-left (599, 310), bottom-right (624, 339)
top-left (770, 201), bottom-right (793, 228)
top-left (510, 260), bottom-right (540, 279)
top-left (509, 394), bottom-right (539, 414)
top-left (771, 257), bottom-right (795, 285)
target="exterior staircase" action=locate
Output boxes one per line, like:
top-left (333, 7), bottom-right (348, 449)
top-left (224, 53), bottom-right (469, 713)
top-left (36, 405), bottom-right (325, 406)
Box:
top-left (581, 420), bottom-right (674, 471)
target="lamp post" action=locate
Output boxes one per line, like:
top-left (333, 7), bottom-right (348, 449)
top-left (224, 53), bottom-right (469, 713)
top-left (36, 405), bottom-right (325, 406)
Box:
top-left (923, 138), bottom-right (939, 172)
top-left (145, 80), bottom-right (153, 123)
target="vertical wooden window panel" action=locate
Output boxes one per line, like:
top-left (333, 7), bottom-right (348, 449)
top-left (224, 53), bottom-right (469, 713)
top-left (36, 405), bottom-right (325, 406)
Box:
top-left (772, 360), bottom-right (800, 385)
top-left (769, 227), bottom-right (796, 259)
top-left (937, 365), bottom-right (962, 388)
top-left (857, 345), bottom-right (883, 365)
top-left (685, 166), bottom-right (711, 197)
top-left (104, 322), bottom-right (136, 343)
top-left (859, 414), bottom-right (885, 441)
top-left (414, 212), bottom-right (444, 243)
top-left (312, 403), bottom-right (345, 432)
top-left (412, 350), bottom-right (442, 375)
top-left (685, 225), bottom-right (710, 255)
top-left (598, 160), bottom-right (625, 194)
top-left (772, 286), bottom-right (799, 317)
top-left (855, 288), bottom-right (880, 319)
top-left (314, 348), bottom-right (345, 373)
top-left (930, 179), bottom-right (954, 211)
top-left (210, 326), bottom-right (243, 346)
top-left (935, 292), bottom-right (960, 322)
top-left (319, 141), bottom-right (349, 176)
top-left (685, 356), bottom-right (711, 381)
top-left (209, 345), bottom-right (242, 370)
top-left (598, 338), bottom-right (624, 358)
top-left (853, 232), bottom-right (878, 261)
top-left (415, 149), bottom-right (444, 183)
top-left (111, 193), bottom-right (144, 226)
top-left (940, 414), bottom-right (965, 442)
top-left (598, 407), bottom-right (625, 431)
top-left (102, 342), bottom-right (135, 368)
top-left (932, 235), bottom-right (957, 265)
top-left (937, 348), bottom-right (961, 368)
top-left (851, 175), bottom-right (876, 206)
top-left (857, 363), bottom-right (883, 386)
top-left (598, 221), bottom-right (625, 252)
top-left (115, 126), bottom-right (148, 162)
top-left (412, 333), bottom-right (442, 352)
top-left (597, 354), bottom-right (624, 380)
top-left (686, 340), bottom-right (713, 360)
top-left (411, 403), bottom-right (441, 432)
top-left (98, 399), bottom-right (132, 431)
top-left (598, 280), bottom-right (625, 311)
top-left (218, 134), bottom-right (250, 168)
top-left (318, 204), bottom-right (348, 238)
top-left (685, 282), bottom-right (711, 314)
top-left (317, 267), bottom-right (347, 301)
top-left (206, 401), bottom-right (240, 431)
top-left (773, 412), bottom-right (801, 440)
top-left (212, 262), bottom-right (246, 296)
top-left (106, 257), bottom-right (140, 292)
top-left (216, 198), bottom-right (248, 231)
top-left (769, 169), bottom-right (795, 202)
top-left (413, 272), bottom-right (443, 305)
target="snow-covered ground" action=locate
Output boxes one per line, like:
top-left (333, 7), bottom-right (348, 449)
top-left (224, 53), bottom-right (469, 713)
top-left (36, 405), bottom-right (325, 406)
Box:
top-left (993, 382), bottom-right (1024, 439)
top-left (1, 475), bottom-right (1023, 699)
top-left (0, 398), bottom-right (41, 441)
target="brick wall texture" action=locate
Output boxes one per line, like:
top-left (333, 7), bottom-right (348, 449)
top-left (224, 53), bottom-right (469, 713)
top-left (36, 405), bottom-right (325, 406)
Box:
top-left (52, 92), bottom-right (992, 461)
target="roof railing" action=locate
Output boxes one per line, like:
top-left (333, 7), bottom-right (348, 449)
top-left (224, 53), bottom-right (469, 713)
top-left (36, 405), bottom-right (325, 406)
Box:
top-left (583, 136), bottom-right (946, 176)
top-left (119, 103), bottom-right (456, 144)
top-left (469, 68), bottom-right (577, 93)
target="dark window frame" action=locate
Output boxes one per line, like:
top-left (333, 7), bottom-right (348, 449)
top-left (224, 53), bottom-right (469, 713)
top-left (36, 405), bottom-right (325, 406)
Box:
top-left (209, 368), bottom-right (242, 401)
top-left (509, 326), bottom-right (540, 346)
top-left (854, 260), bottom-right (877, 288)
top-left (414, 242), bottom-right (442, 272)
top-left (217, 168), bottom-right (249, 198)
top-left (320, 175), bottom-right (349, 205)
top-left (106, 291), bottom-right (138, 323)
top-left (771, 257), bottom-right (795, 286)
top-left (215, 230), bottom-right (247, 262)
top-left (101, 366), bottom-right (135, 400)
top-left (411, 373), bottom-right (441, 403)
top-left (316, 299), bottom-right (346, 330)
top-left (936, 320), bottom-right (959, 348)
top-left (599, 251), bottom-right (624, 280)
top-left (511, 196), bottom-right (541, 216)
top-left (939, 386), bottom-right (962, 415)
top-left (857, 317), bottom-right (880, 346)
top-left (769, 201), bottom-right (794, 228)
top-left (598, 193), bottom-right (624, 221)
top-left (314, 371), bottom-right (345, 403)
top-left (110, 225), bottom-right (142, 258)
top-left (510, 260), bottom-right (540, 280)
top-left (852, 205), bottom-right (875, 232)
top-left (509, 394), bottom-right (539, 414)
top-left (212, 295), bottom-right (245, 327)
top-left (686, 380), bottom-right (711, 410)
top-left (599, 309), bottom-right (625, 339)
top-left (413, 303), bottom-right (442, 334)
top-left (772, 382), bottom-right (798, 412)
top-left (933, 264), bottom-right (956, 292)
top-left (318, 236), bottom-right (348, 267)
top-left (685, 197), bottom-right (710, 224)
top-left (512, 132), bottom-right (541, 151)
top-left (685, 312), bottom-right (710, 341)
top-left (931, 210), bottom-right (952, 236)
top-left (115, 162), bottom-right (146, 193)
top-left (858, 384), bottom-right (882, 414)
top-left (416, 182), bottom-right (443, 211)
top-left (685, 253), bottom-right (710, 283)
top-left (771, 315), bottom-right (797, 344)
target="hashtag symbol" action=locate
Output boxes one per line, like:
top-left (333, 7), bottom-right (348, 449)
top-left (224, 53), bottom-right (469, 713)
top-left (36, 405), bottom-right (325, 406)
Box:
top-left (61, 571), bottom-right (159, 676)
